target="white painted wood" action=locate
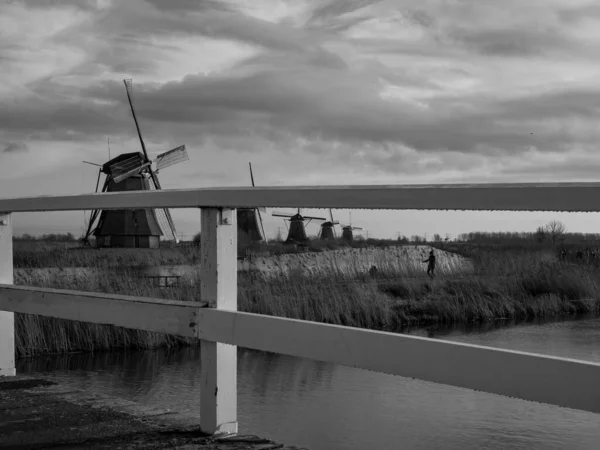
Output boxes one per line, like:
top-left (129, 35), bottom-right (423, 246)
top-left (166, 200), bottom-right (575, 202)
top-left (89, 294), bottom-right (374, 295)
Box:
top-left (197, 309), bottom-right (600, 414)
top-left (199, 208), bottom-right (238, 435)
top-left (0, 285), bottom-right (205, 338)
top-left (2, 183), bottom-right (600, 212)
top-left (0, 213), bottom-right (14, 377)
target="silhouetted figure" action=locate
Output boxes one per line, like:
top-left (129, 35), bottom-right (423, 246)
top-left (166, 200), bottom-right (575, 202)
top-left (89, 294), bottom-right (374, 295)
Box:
top-left (369, 265), bottom-right (378, 278)
top-left (559, 248), bottom-right (567, 262)
top-left (423, 250), bottom-right (436, 279)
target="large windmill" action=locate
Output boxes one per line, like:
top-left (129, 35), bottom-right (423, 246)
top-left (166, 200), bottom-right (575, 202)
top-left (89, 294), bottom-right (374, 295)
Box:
top-left (237, 162), bottom-right (268, 244)
top-left (82, 79), bottom-right (189, 248)
top-left (341, 212), bottom-right (363, 242)
top-left (318, 209), bottom-right (339, 240)
top-left (271, 208), bottom-right (327, 244)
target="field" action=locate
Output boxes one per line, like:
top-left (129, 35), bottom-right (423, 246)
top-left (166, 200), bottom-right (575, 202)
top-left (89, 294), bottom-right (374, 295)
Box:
top-left (9, 239), bottom-right (600, 357)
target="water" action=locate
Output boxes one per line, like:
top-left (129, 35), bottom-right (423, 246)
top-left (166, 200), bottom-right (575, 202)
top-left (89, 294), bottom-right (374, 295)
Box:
top-left (17, 316), bottom-right (600, 450)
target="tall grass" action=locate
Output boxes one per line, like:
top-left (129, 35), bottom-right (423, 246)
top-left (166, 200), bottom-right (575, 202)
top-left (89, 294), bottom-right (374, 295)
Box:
top-left (12, 243), bottom-right (600, 357)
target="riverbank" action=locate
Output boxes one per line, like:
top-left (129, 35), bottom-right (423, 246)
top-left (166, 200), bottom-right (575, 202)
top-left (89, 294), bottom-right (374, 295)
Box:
top-left (10, 245), bottom-right (600, 357)
top-left (0, 375), bottom-right (307, 449)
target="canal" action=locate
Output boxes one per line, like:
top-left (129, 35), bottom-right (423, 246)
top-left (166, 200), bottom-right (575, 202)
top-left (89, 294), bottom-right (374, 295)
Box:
top-left (16, 315), bottom-right (600, 450)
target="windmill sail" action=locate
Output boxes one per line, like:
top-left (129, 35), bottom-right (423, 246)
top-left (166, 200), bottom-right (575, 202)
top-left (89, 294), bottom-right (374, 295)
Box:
top-left (147, 174), bottom-right (179, 242)
top-left (156, 145), bottom-right (188, 171)
top-left (82, 79), bottom-right (186, 247)
top-left (124, 79), bottom-right (150, 160)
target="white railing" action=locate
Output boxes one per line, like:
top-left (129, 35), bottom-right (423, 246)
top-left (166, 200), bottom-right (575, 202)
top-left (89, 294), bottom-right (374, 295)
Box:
top-left (1, 183), bottom-right (600, 436)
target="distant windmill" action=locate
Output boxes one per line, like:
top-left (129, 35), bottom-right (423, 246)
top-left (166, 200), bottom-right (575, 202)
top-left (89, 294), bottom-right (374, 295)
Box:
top-left (340, 212), bottom-right (362, 242)
top-left (82, 79), bottom-right (189, 248)
top-left (237, 162), bottom-right (268, 244)
top-left (318, 209), bottom-right (339, 240)
top-left (271, 208), bottom-right (326, 244)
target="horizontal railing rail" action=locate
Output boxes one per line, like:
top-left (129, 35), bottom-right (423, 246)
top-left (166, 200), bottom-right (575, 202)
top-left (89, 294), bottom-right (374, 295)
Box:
top-left (2, 183), bottom-right (600, 437)
top-left (2, 182), bottom-right (600, 212)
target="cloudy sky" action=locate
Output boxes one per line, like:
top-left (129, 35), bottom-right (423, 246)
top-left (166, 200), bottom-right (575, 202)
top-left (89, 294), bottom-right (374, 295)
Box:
top-left (2, 0), bottom-right (600, 240)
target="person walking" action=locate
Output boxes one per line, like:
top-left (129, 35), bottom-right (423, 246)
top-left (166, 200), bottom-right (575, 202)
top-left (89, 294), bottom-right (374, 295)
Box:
top-left (423, 250), bottom-right (436, 279)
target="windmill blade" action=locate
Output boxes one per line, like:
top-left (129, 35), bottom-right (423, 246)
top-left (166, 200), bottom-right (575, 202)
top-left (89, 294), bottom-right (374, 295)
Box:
top-left (84, 172), bottom-right (110, 242)
top-left (113, 162), bottom-right (151, 184)
top-left (247, 161), bottom-right (267, 242)
top-left (108, 153), bottom-right (145, 176)
top-left (147, 171), bottom-right (179, 243)
top-left (155, 145), bottom-right (188, 171)
top-left (249, 162), bottom-right (256, 187)
top-left (303, 215), bottom-right (327, 221)
top-left (248, 162), bottom-right (267, 212)
top-left (124, 78), bottom-right (150, 161)
top-left (329, 208), bottom-right (337, 238)
top-left (256, 208), bottom-right (268, 244)
top-left (272, 211), bottom-right (295, 218)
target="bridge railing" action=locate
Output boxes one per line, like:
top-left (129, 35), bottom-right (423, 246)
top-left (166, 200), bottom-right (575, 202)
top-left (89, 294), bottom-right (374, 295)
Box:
top-left (2, 183), bottom-right (600, 436)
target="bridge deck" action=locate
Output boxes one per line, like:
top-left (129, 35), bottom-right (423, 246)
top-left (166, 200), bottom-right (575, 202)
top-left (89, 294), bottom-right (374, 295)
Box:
top-left (0, 376), bottom-right (307, 450)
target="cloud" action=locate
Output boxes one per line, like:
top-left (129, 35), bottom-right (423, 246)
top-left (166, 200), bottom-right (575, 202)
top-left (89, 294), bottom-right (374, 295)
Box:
top-left (3, 0), bottom-right (600, 241)
top-left (3, 141), bottom-right (28, 153)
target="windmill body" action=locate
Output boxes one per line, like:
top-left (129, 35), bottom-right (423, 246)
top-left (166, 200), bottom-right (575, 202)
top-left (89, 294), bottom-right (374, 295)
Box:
top-left (341, 225), bottom-right (363, 242)
top-left (318, 209), bottom-right (339, 240)
top-left (83, 79), bottom-right (189, 248)
top-left (319, 221), bottom-right (337, 240)
top-left (238, 208), bottom-right (264, 243)
top-left (272, 209), bottom-right (326, 244)
top-left (94, 154), bottom-right (162, 248)
top-left (339, 211), bottom-right (362, 242)
top-left (287, 213), bottom-right (309, 243)
top-left (237, 162), bottom-right (267, 244)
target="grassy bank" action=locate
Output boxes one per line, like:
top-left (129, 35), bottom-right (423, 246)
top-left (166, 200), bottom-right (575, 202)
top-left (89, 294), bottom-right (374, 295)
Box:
top-left (12, 244), bottom-right (600, 357)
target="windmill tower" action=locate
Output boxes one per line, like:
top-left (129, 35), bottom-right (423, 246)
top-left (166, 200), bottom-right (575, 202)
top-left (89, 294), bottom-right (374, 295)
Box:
top-left (318, 209), bottom-right (339, 240)
top-left (82, 79), bottom-right (189, 248)
top-left (341, 212), bottom-right (362, 242)
top-left (237, 162), bottom-right (268, 244)
top-left (271, 208), bottom-right (326, 245)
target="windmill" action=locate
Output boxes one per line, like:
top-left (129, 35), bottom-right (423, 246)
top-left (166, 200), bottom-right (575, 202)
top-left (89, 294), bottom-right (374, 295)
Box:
top-left (318, 209), bottom-right (339, 240)
top-left (341, 212), bottom-right (362, 242)
top-left (271, 208), bottom-right (327, 244)
top-left (82, 79), bottom-right (189, 248)
top-left (237, 162), bottom-right (268, 244)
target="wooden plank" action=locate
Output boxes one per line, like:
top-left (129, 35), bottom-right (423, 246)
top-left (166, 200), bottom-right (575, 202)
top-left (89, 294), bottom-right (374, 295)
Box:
top-left (197, 309), bottom-right (600, 414)
top-left (199, 208), bottom-right (238, 435)
top-left (2, 183), bottom-right (600, 212)
top-left (0, 285), bottom-right (205, 338)
top-left (0, 213), bottom-right (14, 377)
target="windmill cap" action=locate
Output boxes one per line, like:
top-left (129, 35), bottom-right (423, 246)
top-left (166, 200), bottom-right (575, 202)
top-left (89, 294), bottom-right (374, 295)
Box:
top-left (102, 151), bottom-right (146, 174)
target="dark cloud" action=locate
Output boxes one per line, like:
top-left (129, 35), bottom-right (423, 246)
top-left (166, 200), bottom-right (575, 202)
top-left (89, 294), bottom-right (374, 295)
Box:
top-left (446, 26), bottom-right (572, 56)
top-left (3, 0), bottom-right (599, 181)
top-left (558, 4), bottom-right (600, 23)
top-left (3, 141), bottom-right (28, 153)
top-left (305, 0), bottom-right (383, 33)
top-left (143, 0), bottom-right (234, 13)
top-left (14, 0), bottom-right (99, 10)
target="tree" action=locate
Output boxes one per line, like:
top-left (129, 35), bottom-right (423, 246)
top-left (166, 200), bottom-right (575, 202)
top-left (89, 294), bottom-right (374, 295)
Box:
top-left (535, 225), bottom-right (546, 243)
top-left (433, 233), bottom-right (442, 242)
top-left (545, 220), bottom-right (566, 244)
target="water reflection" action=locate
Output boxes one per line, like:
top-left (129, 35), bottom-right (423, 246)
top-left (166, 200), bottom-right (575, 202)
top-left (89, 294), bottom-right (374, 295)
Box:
top-left (17, 316), bottom-right (600, 450)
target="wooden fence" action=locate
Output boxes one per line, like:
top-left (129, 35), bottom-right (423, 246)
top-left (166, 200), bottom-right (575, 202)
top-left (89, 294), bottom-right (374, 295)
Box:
top-left (1, 183), bottom-right (600, 436)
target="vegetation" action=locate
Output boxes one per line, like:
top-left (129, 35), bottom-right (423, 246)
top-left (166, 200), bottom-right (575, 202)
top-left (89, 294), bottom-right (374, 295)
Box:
top-left (11, 221), bottom-right (600, 358)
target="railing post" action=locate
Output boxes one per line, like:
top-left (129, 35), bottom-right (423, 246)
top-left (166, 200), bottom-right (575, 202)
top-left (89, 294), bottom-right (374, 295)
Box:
top-left (199, 208), bottom-right (238, 435)
top-left (0, 213), bottom-right (15, 377)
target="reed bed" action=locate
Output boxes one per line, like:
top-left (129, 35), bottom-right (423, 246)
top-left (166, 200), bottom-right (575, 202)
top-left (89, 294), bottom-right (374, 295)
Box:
top-left (11, 243), bottom-right (600, 357)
